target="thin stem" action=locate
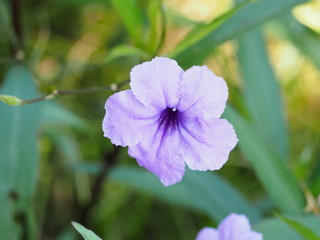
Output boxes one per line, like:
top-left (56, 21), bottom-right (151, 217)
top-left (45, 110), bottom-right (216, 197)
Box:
top-left (20, 80), bottom-right (129, 105)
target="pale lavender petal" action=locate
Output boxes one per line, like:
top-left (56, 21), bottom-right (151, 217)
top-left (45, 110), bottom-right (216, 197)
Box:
top-left (196, 227), bottom-right (219, 240)
top-left (128, 124), bottom-right (185, 186)
top-left (103, 90), bottom-right (159, 147)
top-left (177, 66), bottom-right (228, 120)
top-left (218, 214), bottom-right (263, 240)
top-left (179, 117), bottom-right (238, 171)
top-left (130, 57), bottom-right (183, 109)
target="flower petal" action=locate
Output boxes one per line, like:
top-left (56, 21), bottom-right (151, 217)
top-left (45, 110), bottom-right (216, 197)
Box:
top-left (128, 124), bottom-right (185, 186)
top-left (196, 227), bottom-right (219, 240)
top-left (177, 66), bottom-right (228, 120)
top-left (179, 117), bottom-right (238, 171)
top-left (103, 90), bottom-right (159, 147)
top-left (218, 214), bottom-right (263, 240)
top-left (130, 57), bottom-right (183, 109)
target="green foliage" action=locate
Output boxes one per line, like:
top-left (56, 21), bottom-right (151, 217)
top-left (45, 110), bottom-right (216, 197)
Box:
top-left (237, 29), bottom-right (288, 159)
top-left (0, 65), bottom-right (41, 239)
top-left (109, 166), bottom-right (261, 222)
top-left (105, 45), bottom-right (150, 63)
top-left (173, 0), bottom-right (309, 68)
top-left (0, 186), bottom-right (20, 239)
top-left (168, 0), bottom-right (251, 58)
top-left (275, 213), bottom-right (320, 240)
top-left (72, 222), bottom-right (102, 240)
top-left (0, 94), bottom-right (22, 105)
top-left (224, 106), bottom-right (305, 213)
top-left (109, 0), bottom-right (145, 48)
top-left (275, 13), bottom-right (320, 70)
top-left (255, 215), bottom-right (320, 240)
top-left (0, 0), bottom-right (319, 239)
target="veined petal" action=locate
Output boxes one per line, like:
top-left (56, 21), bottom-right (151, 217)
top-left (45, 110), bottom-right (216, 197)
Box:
top-left (218, 214), bottom-right (263, 240)
top-left (196, 227), bottom-right (219, 240)
top-left (130, 57), bottom-right (183, 109)
top-left (128, 124), bottom-right (185, 186)
top-left (103, 90), bottom-right (159, 147)
top-left (179, 117), bottom-right (238, 171)
top-left (177, 66), bottom-right (228, 120)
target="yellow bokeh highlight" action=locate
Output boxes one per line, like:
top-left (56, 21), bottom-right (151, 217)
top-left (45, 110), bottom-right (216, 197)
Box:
top-left (294, 0), bottom-right (320, 33)
top-left (165, 0), bottom-right (233, 22)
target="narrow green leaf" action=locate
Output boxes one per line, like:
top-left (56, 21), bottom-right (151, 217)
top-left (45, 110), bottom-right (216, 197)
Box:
top-left (275, 213), bottom-right (320, 240)
top-left (104, 45), bottom-right (149, 63)
top-left (237, 29), bottom-right (288, 159)
top-left (0, 186), bottom-right (20, 239)
top-left (109, 0), bottom-right (144, 47)
top-left (72, 222), bottom-right (102, 240)
top-left (172, 0), bottom-right (308, 68)
top-left (168, 0), bottom-right (250, 58)
top-left (274, 13), bottom-right (320, 70)
top-left (224, 107), bottom-right (304, 213)
top-left (0, 0), bottom-right (11, 35)
top-left (146, 0), bottom-right (162, 54)
top-left (0, 65), bottom-right (41, 239)
top-left (0, 0), bottom-right (18, 53)
top-left (0, 65), bottom-right (41, 204)
top-left (0, 94), bottom-right (22, 106)
top-left (109, 166), bottom-right (261, 222)
top-left (255, 215), bottom-right (320, 240)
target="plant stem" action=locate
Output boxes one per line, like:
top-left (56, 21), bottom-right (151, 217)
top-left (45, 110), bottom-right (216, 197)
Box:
top-left (20, 80), bottom-right (129, 105)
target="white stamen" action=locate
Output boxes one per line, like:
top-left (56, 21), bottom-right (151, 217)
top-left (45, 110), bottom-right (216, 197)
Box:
top-left (172, 107), bottom-right (177, 112)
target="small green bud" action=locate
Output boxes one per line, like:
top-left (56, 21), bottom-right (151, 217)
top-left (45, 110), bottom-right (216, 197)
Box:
top-left (0, 94), bottom-right (22, 106)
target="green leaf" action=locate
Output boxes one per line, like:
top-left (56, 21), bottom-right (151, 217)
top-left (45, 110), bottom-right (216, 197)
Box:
top-left (104, 45), bottom-right (149, 63)
top-left (0, 186), bottom-right (20, 240)
top-left (0, 0), bottom-right (11, 36)
top-left (224, 107), bottom-right (305, 213)
top-left (168, 0), bottom-right (250, 58)
top-left (172, 0), bottom-right (308, 68)
top-left (41, 101), bottom-right (89, 131)
top-left (109, 0), bottom-right (144, 47)
top-left (72, 222), bottom-right (102, 240)
top-left (275, 213), bottom-right (320, 240)
top-left (237, 29), bottom-right (288, 159)
top-left (0, 65), bottom-right (41, 239)
top-left (0, 94), bottom-right (22, 106)
top-left (109, 166), bottom-right (261, 222)
top-left (255, 215), bottom-right (320, 240)
top-left (0, 65), bottom-right (40, 204)
top-left (274, 13), bottom-right (320, 70)
top-left (146, 0), bottom-right (163, 54)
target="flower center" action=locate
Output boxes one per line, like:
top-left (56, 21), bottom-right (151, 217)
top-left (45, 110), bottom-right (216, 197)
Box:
top-left (158, 107), bottom-right (180, 132)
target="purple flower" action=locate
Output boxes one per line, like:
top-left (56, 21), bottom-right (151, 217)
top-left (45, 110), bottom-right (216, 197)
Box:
top-left (102, 57), bottom-right (238, 186)
top-left (196, 213), bottom-right (263, 240)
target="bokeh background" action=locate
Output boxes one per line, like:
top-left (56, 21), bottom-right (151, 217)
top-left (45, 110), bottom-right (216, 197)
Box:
top-left (0, 0), bottom-right (320, 239)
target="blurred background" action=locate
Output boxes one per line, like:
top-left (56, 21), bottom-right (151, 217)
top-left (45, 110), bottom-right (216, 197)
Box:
top-left (0, 0), bottom-right (320, 239)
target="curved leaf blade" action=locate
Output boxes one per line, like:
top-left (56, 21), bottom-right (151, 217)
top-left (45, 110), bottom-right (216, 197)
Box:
top-left (168, 0), bottom-right (250, 58)
top-left (109, 166), bottom-right (261, 222)
top-left (0, 65), bottom-right (41, 205)
top-left (255, 215), bottom-right (320, 240)
top-left (224, 107), bottom-right (305, 213)
top-left (72, 222), bottom-right (102, 240)
top-left (173, 0), bottom-right (308, 68)
top-left (275, 213), bottom-right (320, 240)
top-left (237, 29), bottom-right (288, 159)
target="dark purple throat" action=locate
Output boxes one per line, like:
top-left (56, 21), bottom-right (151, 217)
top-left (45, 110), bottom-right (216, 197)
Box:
top-left (158, 107), bottom-right (180, 132)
